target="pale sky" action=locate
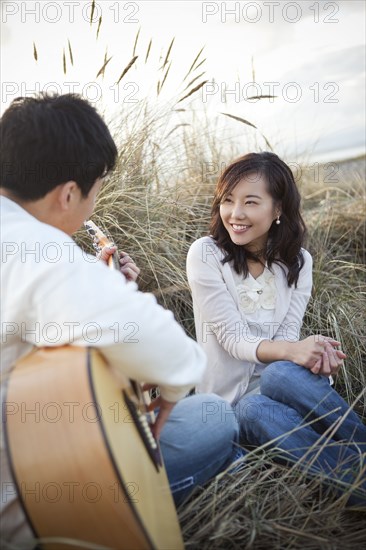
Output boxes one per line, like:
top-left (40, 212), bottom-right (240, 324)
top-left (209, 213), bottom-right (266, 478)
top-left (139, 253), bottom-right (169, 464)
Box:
top-left (1, 0), bottom-right (365, 162)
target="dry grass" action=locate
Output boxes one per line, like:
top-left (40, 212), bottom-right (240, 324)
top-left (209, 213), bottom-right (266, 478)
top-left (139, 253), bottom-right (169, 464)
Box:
top-left (12, 17), bottom-right (364, 547)
top-left (179, 459), bottom-right (366, 549)
top-left (75, 110), bottom-right (366, 545)
top-left (64, 29), bottom-right (366, 547)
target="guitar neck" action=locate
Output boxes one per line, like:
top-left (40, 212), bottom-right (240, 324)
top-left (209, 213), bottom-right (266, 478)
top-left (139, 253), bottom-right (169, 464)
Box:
top-left (84, 219), bottom-right (153, 412)
top-left (84, 220), bottom-right (120, 270)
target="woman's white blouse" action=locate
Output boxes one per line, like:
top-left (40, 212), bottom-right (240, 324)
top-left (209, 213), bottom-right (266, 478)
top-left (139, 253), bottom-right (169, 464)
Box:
top-left (187, 236), bottom-right (313, 405)
top-left (233, 267), bottom-right (276, 380)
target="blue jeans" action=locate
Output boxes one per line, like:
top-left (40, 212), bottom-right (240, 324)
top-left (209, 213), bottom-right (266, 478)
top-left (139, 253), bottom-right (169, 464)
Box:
top-left (234, 361), bottom-right (366, 505)
top-left (160, 393), bottom-right (243, 506)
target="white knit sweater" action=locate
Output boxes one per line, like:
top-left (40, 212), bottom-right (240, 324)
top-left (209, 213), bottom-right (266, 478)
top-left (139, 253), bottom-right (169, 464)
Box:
top-left (0, 195), bottom-right (207, 542)
top-left (187, 236), bottom-right (313, 405)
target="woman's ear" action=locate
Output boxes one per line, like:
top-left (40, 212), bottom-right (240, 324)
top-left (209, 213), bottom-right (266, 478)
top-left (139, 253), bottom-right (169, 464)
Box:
top-left (275, 202), bottom-right (282, 219)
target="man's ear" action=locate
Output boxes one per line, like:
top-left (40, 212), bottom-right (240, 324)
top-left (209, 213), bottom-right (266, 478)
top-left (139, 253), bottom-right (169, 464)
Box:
top-left (58, 181), bottom-right (79, 210)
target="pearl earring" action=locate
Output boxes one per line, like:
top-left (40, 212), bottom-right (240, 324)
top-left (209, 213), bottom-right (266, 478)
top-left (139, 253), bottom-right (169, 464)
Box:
top-left (275, 216), bottom-right (281, 225)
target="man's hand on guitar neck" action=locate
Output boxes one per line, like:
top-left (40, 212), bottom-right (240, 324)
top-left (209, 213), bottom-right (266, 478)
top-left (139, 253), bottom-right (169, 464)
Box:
top-left (142, 384), bottom-right (176, 440)
top-left (99, 245), bottom-right (141, 282)
top-left (148, 397), bottom-right (176, 440)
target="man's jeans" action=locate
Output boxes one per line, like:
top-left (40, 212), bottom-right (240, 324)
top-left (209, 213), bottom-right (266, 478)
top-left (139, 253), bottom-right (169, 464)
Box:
top-left (160, 393), bottom-right (242, 505)
top-left (234, 361), bottom-right (366, 505)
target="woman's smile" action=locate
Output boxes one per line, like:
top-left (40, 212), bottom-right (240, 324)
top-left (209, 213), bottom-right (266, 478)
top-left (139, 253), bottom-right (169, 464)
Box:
top-left (230, 224), bottom-right (252, 233)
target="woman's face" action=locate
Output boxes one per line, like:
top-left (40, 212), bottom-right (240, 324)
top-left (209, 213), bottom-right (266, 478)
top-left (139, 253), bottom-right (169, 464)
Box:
top-left (219, 173), bottom-right (280, 252)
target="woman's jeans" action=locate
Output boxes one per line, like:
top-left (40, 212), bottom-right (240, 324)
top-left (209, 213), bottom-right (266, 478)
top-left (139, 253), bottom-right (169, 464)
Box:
top-left (234, 361), bottom-right (366, 505)
top-left (160, 393), bottom-right (242, 506)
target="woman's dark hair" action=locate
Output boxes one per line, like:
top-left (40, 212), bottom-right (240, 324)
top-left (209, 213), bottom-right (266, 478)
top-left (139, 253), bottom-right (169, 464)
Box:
top-left (210, 152), bottom-right (307, 287)
top-left (0, 93), bottom-right (117, 200)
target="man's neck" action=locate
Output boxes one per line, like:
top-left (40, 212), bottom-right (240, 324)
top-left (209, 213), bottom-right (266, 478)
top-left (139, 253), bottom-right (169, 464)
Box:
top-left (1, 188), bottom-right (47, 220)
top-left (0, 188), bottom-right (66, 232)
top-left (0, 188), bottom-right (22, 204)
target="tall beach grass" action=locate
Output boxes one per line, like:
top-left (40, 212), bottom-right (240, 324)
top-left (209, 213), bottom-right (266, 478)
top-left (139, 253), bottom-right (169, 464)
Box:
top-left (74, 101), bottom-right (366, 547)
top-left (33, 19), bottom-right (366, 546)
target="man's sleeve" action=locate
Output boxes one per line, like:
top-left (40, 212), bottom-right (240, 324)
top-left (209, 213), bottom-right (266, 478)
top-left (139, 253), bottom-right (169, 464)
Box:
top-left (35, 252), bottom-right (207, 402)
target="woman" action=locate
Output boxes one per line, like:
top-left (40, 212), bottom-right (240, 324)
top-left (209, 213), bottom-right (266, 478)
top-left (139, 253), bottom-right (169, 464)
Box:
top-left (187, 152), bottom-right (366, 504)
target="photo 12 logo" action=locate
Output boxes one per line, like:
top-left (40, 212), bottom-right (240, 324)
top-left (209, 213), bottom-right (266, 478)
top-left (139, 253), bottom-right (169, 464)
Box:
top-left (1, 82), bottom-right (140, 106)
top-left (201, 2), bottom-right (340, 24)
top-left (1, 320), bottom-right (139, 345)
top-left (202, 81), bottom-right (340, 104)
top-left (1, 2), bottom-right (140, 24)
top-left (201, 160), bottom-right (340, 185)
top-left (2, 480), bottom-right (139, 504)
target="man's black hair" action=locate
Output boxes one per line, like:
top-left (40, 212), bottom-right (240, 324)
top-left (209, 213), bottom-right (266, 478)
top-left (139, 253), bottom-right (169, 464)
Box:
top-left (0, 93), bottom-right (118, 200)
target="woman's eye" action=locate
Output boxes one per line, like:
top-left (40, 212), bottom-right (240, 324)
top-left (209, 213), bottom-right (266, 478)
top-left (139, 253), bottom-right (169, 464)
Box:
top-left (246, 201), bottom-right (256, 205)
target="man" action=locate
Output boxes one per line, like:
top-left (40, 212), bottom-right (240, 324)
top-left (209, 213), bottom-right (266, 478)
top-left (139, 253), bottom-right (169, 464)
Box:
top-left (0, 94), bottom-right (241, 545)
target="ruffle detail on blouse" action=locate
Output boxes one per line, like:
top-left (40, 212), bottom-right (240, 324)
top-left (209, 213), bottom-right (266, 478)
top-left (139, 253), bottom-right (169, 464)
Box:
top-left (236, 268), bottom-right (276, 314)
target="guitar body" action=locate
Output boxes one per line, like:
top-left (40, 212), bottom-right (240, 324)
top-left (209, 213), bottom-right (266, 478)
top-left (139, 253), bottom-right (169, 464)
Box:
top-left (4, 346), bottom-right (184, 550)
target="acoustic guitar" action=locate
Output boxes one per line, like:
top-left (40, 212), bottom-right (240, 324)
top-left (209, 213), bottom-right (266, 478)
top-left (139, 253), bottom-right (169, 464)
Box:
top-left (4, 221), bottom-right (184, 550)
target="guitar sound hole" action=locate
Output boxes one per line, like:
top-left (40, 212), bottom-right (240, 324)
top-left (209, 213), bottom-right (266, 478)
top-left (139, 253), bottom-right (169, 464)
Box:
top-left (123, 390), bottom-right (162, 472)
